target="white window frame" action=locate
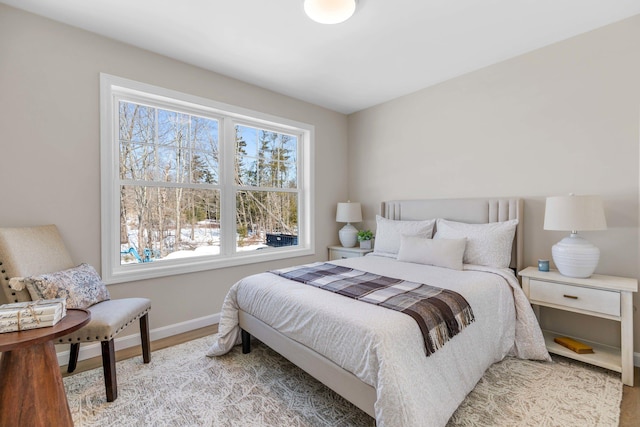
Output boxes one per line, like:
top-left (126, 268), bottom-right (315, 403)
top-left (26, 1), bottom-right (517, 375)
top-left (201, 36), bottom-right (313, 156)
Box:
top-left (100, 74), bottom-right (314, 284)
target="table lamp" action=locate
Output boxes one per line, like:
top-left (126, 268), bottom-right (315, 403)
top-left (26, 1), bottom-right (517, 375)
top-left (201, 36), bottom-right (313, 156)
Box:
top-left (543, 194), bottom-right (607, 278)
top-left (336, 201), bottom-right (362, 248)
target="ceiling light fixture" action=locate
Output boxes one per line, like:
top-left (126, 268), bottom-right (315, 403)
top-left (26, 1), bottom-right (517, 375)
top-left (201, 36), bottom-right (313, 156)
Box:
top-left (303, 0), bottom-right (357, 24)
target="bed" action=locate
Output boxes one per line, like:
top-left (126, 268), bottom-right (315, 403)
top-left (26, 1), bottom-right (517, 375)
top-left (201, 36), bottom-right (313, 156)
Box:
top-left (207, 198), bottom-right (550, 426)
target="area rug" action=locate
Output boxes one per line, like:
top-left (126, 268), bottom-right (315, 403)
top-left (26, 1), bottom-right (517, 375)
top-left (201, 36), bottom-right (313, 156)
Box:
top-left (64, 336), bottom-right (622, 426)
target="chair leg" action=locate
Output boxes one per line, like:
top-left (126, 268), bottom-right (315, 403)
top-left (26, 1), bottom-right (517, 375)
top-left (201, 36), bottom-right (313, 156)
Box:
top-left (67, 343), bottom-right (80, 373)
top-left (101, 339), bottom-right (117, 402)
top-left (140, 313), bottom-right (151, 364)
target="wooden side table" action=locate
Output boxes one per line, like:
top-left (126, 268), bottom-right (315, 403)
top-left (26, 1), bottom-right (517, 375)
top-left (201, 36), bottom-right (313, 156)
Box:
top-left (0, 309), bottom-right (91, 426)
top-left (519, 267), bottom-right (637, 386)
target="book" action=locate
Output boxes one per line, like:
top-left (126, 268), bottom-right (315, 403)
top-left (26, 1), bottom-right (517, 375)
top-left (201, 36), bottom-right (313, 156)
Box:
top-left (554, 336), bottom-right (594, 354)
top-left (0, 298), bottom-right (66, 333)
top-left (0, 318), bottom-right (60, 333)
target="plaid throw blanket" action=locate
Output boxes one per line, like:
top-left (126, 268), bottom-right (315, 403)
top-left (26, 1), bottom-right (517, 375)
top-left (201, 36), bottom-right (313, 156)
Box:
top-left (270, 262), bottom-right (475, 356)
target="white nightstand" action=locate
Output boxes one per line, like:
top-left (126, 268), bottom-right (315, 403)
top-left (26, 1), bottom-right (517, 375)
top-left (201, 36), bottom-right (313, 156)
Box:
top-left (518, 266), bottom-right (638, 386)
top-left (328, 245), bottom-right (373, 260)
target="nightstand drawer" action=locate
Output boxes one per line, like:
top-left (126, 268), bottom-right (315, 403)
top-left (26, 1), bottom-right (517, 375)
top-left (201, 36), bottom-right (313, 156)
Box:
top-left (529, 279), bottom-right (620, 317)
top-left (328, 246), bottom-right (373, 260)
top-left (330, 249), bottom-right (362, 259)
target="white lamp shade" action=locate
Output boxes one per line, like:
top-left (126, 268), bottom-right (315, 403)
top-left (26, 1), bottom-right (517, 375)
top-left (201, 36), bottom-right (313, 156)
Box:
top-left (304, 0), bottom-right (357, 24)
top-left (544, 195), bottom-right (607, 232)
top-left (544, 194), bottom-right (607, 278)
top-left (336, 202), bottom-right (362, 223)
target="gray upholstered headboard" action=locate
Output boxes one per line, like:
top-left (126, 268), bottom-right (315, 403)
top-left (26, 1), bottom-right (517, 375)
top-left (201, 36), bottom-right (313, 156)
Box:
top-left (380, 198), bottom-right (523, 272)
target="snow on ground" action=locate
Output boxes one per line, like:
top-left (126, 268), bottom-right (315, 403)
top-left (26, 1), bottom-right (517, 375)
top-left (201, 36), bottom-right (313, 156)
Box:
top-left (122, 225), bottom-right (270, 263)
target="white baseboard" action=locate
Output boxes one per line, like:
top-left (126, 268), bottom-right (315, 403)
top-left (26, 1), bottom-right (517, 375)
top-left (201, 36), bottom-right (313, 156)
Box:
top-left (56, 312), bottom-right (220, 366)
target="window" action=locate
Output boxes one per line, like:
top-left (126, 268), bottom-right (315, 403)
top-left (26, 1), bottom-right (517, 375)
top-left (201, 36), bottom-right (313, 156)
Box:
top-left (100, 74), bottom-right (314, 283)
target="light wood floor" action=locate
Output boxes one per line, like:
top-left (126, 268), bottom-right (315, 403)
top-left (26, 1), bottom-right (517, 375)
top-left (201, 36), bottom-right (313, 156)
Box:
top-left (62, 326), bottom-right (638, 426)
top-left (620, 366), bottom-right (639, 427)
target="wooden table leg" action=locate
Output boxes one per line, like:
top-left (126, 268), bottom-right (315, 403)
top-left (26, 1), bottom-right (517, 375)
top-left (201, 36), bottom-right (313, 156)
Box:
top-left (0, 341), bottom-right (73, 427)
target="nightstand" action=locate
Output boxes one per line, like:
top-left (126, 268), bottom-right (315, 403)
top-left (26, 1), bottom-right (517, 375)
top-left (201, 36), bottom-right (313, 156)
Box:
top-left (328, 245), bottom-right (373, 260)
top-left (518, 266), bottom-right (638, 386)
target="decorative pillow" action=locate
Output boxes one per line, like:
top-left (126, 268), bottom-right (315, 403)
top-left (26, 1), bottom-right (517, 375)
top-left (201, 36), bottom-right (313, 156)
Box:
top-left (373, 215), bottom-right (435, 256)
top-left (10, 263), bottom-right (110, 309)
top-left (397, 235), bottom-right (466, 270)
top-left (434, 218), bottom-right (518, 269)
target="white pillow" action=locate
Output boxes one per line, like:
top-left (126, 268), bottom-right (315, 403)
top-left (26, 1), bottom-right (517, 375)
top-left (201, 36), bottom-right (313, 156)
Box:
top-left (434, 218), bottom-right (518, 268)
top-left (397, 236), bottom-right (466, 270)
top-left (373, 215), bottom-right (435, 256)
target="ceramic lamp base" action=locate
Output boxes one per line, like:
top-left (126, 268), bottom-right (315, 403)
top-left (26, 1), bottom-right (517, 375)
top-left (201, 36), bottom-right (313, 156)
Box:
top-left (338, 223), bottom-right (358, 248)
top-left (551, 233), bottom-right (600, 278)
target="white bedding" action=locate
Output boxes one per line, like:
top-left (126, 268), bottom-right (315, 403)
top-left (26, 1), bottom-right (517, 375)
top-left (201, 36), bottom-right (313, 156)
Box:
top-left (207, 255), bottom-right (550, 427)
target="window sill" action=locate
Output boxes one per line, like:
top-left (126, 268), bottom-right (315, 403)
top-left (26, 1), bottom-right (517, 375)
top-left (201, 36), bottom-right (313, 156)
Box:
top-left (102, 246), bottom-right (315, 284)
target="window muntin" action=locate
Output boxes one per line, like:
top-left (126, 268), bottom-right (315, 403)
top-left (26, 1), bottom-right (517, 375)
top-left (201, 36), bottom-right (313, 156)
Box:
top-left (101, 74), bottom-right (314, 284)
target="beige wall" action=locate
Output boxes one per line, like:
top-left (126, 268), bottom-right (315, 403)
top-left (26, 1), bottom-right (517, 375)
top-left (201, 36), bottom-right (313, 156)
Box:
top-left (0, 6), bottom-right (348, 332)
top-left (348, 15), bottom-right (640, 352)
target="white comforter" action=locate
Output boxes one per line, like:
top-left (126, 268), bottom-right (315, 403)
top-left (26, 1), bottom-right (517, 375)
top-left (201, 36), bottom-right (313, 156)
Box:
top-left (207, 255), bottom-right (550, 427)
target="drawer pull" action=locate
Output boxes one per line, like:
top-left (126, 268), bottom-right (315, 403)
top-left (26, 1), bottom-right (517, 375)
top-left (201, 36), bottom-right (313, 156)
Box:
top-left (563, 294), bottom-right (578, 300)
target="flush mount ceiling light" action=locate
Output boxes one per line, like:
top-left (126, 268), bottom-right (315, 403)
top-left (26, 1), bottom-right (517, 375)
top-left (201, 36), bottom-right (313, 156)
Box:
top-left (304, 0), bottom-right (357, 24)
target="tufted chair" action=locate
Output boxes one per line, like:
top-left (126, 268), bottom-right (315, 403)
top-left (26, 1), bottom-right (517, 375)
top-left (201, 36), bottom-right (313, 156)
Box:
top-left (0, 225), bottom-right (151, 402)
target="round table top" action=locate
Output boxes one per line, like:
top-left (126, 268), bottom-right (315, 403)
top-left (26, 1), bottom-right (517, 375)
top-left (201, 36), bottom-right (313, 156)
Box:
top-left (0, 308), bottom-right (90, 352)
